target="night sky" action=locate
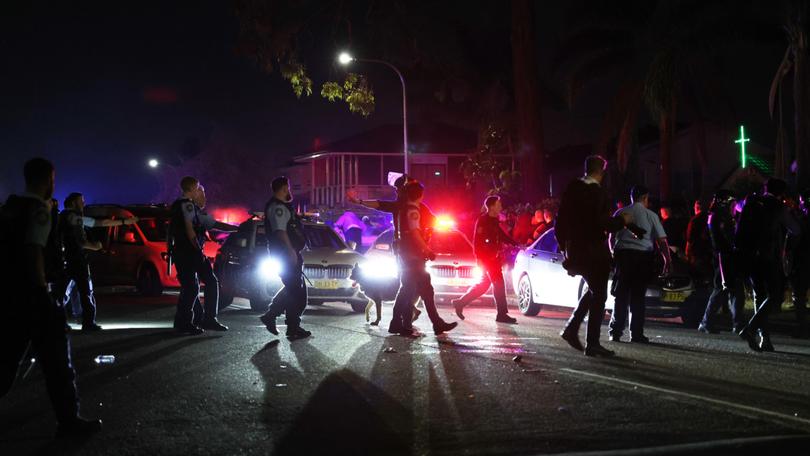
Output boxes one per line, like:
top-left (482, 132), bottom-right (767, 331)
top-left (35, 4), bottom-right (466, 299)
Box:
top-left (0, 1), bottom-right (787, 205)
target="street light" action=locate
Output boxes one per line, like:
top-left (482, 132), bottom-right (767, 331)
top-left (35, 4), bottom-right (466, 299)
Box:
top-left (337, 51), bottom-right (409, 174)
top-left (148, 158), bottom-right (159, 168)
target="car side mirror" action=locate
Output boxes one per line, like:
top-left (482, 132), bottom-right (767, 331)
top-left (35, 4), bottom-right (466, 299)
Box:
top-left (237, 238), bottom-right (247, 248)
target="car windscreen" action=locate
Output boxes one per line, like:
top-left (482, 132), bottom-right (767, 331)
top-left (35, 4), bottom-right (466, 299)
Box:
top-left (256, 224), bottom-right (346, 250)
top-left (536, 228), bottom-right (559, 253)
top-left (372, 230), bottom-right (394, 250)
top-left (138, 218), bottom-right (168, 242)
top-left (429, 231), bottom-right (473, 255)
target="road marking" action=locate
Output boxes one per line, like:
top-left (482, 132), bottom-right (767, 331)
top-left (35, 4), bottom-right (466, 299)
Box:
top-left (560, 368), bottom-right (810, 430)
top-left (545, 435), bottom-right (810, 456)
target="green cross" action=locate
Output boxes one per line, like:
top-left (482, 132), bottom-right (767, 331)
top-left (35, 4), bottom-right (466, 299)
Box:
top-left (735, 125), bottom-right (750, 169)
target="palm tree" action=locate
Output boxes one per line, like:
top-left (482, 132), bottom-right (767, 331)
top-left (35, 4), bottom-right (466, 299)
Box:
top-left (555, 0), bottom-right (769, 201)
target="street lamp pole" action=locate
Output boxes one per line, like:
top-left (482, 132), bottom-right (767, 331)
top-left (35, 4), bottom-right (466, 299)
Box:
top-left (339, 53), bottom-right (409, 174)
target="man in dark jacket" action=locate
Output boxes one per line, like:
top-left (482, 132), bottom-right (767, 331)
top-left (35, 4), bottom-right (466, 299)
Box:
top-left (556, 155), bottom-right (631, 357)
top-left (789, 189), bottom-right (810, 338)
top-left (451, 195), bottom-right (520, 323)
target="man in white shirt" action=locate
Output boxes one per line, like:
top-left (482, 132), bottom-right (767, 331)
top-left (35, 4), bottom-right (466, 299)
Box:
top-left (608, 185), bottom-right (672, 343)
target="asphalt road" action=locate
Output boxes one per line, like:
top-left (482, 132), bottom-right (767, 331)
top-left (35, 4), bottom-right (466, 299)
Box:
top-left (2, 290), bottom-right (810, 455)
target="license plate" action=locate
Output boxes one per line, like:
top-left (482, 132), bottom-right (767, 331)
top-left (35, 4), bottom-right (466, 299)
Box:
top-left (444, 278), bottom-right (469, 287)
top-left (662, 291), bottom-right (686, 303)
top-left (313, 279), bottom-right (340, 289)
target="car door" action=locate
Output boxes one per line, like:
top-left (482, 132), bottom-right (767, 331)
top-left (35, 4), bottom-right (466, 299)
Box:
top-left (109, 223), bottom-right (144, 284)
top-left (530, 229), bottom-right (582, 307)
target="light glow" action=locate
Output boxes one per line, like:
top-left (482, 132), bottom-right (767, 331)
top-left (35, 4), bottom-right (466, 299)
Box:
top-left (435, 215), bottom-right (456, 231)
top-left (472, 266), bottom-right (484, 280)
top-left (338, 52), bottom-right (354, 65)
top-left (360, 257), bottom-right (398, 278)
top-left (148, 158), bottom-right (159, 168)
top-left (735, 125), bottom-right (749, 169)
top-left (258, 257), bottom-right (283, 281)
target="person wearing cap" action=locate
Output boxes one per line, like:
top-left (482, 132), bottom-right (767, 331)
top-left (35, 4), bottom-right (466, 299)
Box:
top-left (698, 190), bottom-right (746, 335)
top-left (789, 189), bottom-right (810, 338)
top-left (608, 185), bottom-right (672, 343)
top-left (735, 178), bottom-right (800, 351)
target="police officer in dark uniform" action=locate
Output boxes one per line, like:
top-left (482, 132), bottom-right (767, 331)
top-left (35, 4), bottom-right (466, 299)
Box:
top-left (0, 158), bottom-right (101, 439)
top-left (259, 176), bottom-right (311, 340)
top-left (698, 190), bottom-right (746, 334)
top-left (45, 198), bottom-right (69, 314)
top-left (389, 181), bottom-right (457, 336)
top-left (789, 189), bottom-right (810, 338)
top-left (451, 195), bottom-right (519, 323)
top-left (169, 176), bottom-right (227, 335)
top-left (736, 178), bottom-right (800, 351)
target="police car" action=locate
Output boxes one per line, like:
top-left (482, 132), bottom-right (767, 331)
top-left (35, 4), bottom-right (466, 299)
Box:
top-left (84, 204), bottom-right (227, 296)
top-left (214, 215), bottom-right (370, 312)
top-left (512, 227), bottom-right (699, 324)
top-left (361, 216), bottom-right (491, 303)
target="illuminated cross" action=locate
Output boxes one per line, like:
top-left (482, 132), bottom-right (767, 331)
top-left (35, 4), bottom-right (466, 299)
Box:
top-left (735, 125), bottom-right (750, 169)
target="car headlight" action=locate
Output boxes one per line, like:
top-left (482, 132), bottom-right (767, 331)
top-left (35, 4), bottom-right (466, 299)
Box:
top-left (258, 257), bottom-right (282, 281)
top-left (360, 257), bottom-right (398, 278)
top-left (472, 266), bottom-right (483, 280)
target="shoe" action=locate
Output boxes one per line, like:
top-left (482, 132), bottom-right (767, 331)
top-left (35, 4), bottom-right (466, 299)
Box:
top-left (697, 323), bottom-right (718, 334)
top-left (560, 330), bottom-right (584, 351)
top-left (388, 325), bottom-right (403, 334)
top-left (56, 417), bottom-right (102, 440)
top-left (451, 299), bottom-right (465, 320)
top-left (584, 344), bottom-right (615, 357)
top-left (495, 313), bottom-right (517, 324)
top-left (412, 307), bottom-right (422, 322)
top-left (608, 334), bottom-right (621, 342)
top-left (286, 327), bottom-right (312, 340)
top-left (370, 320), bottom-right (380, 326)
top-left (758, 330), bottom-right (775, 352)
top-left (738, 328), bottom-right (761, 352)
top-left (396, 327), bottom-right (418, 337)
top-left (176, 325), bottom-right (204, 336)
top-left (433, 321), bottom-right (458, 335)
top-left (200, 319), bottom-right (228, 331)
top-left (260, 314), bottom-right (278, 335)
top-left (630, 335), bottom-right (650, 344)
top-left (81, 323), bottom-right (103, 332)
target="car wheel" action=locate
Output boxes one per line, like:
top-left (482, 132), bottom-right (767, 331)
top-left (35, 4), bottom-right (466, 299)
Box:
top-left (219, 290), bottom-right (235, 309)
top-left (249, 283), bottom-right (272, 312)
top-left (517, 274), bottom-right (541, 316)
top-left (136, 263), bottom-right (163, 297)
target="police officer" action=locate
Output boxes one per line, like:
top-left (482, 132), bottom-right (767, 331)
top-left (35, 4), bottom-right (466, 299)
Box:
top-left (169, 176), bottom-right (227, 335)
top-left (259, 177), bottom-right (311, 340)
top-left (389, 181), bottom-right (457, 336)
top-left (0, 158), bottom-right (101, 439)
top-left (789, 189), bottom-right (810, 338)
top-left (736, 178), bottom-right (800, 351)
top-left (698, 190), bottom-right (746, 334)
top-left (60, 192), bottom-right (109, 331)
top-left (608, 185), bottom-right (672, 343)
top-left (451, 195), bottom-right (519, 323)
top-left (45, 198), bottom-right (69, 314)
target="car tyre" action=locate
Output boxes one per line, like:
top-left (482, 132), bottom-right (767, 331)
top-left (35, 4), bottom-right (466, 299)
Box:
top-left (517, 274), bottom-right (541, 316)
top-left (136, 263), bottom-right (163, 297)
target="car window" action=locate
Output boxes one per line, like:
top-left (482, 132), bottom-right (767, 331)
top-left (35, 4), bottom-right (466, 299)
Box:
top-left (87, 227), bottom-right (110, 244)
top-left (372, 230), bottom-right (394, 251)
top-left (536, 229), bottom-right (558, 253)
top-left (138, 218), bottom-right (168, 242)
top-left (115, 224), bottom-right (141, 245)
top-left (429, 231), bottom-right (473, 255)
top-left (304, 225), bottom-right (346, 250)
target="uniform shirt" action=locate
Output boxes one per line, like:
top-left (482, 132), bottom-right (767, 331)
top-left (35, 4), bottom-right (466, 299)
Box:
top-left (397, 202), bottom-right (429, 263)
top-left (170, 198), bottom-right (204, 254)
top-left (611, 202), bottom-right (666, 252)
top-left (0, 193), bottom-right (51, 287)
top-left (377, 200), bottom-right (434, 239)
top-left (474, 213), bottom-right (518, 261)
top-left (266, 200), bottom-right (291, 233)
top-left (21, 192), bottom-right (51, 248)
top-left (61, 207), bottom-right (90, 264)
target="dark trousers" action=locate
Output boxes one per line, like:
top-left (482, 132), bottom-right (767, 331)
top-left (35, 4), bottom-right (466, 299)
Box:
top-left (791, 266), bottom-right (809, 329)
top-left (174, 253), bottom-right (219, 328)
top-left (457, 258), bottom-right (509, 316)
top-left (390, 262), bottom-right (442, 332)
top-left (701, 256), bottom-right (745, 330)
top-left (609, 250), bottom-right (654, 338)
top-left (263, 254), bottom-right (307, 330)
top-left (564, 264), bottom-right (610, 346)
top-left (0, 294), bottom-right (80, 424)
top-left (345, 227), bottom-right (362, 250)
top-left (745, 257), bottom-right (785, 337)
top-left (65, 264), bottom-right (97, 326)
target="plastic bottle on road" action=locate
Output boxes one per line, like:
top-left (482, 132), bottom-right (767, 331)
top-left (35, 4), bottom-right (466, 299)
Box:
top-left (94, 355), bottom-right (116, 365)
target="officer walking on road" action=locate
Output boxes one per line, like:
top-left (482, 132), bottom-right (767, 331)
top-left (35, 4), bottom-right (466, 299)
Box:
top-left (555, 156), bottom-right (631, 357)
top-left (698, 190), bottom-right (747, 334)
top-left (789, 189), bottom-right (810, 338)
top-left (389, 181), bottom-right (457, 336)
top-left (169, 176), bottom-right (227, 335)
top-left (736, 178), bottom-right (800, 351)
top-left (608, 185), bottom-right (672, 344)
top-left (0, 158), bottom-right (101, 439)
top-left (259, 177), bottom-right (311, 340)
top-left (451, 195), bottom-right (520, 323)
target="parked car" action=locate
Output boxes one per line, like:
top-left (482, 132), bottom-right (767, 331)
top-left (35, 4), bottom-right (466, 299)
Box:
top-left (511, 228), bottom-right (699, 324)
top-left (214, 216), bottom-right (370, 312)
top-left (363, 220), bottom-right (490, 303)
top-left (83, 204), bottom-right (227, 296)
